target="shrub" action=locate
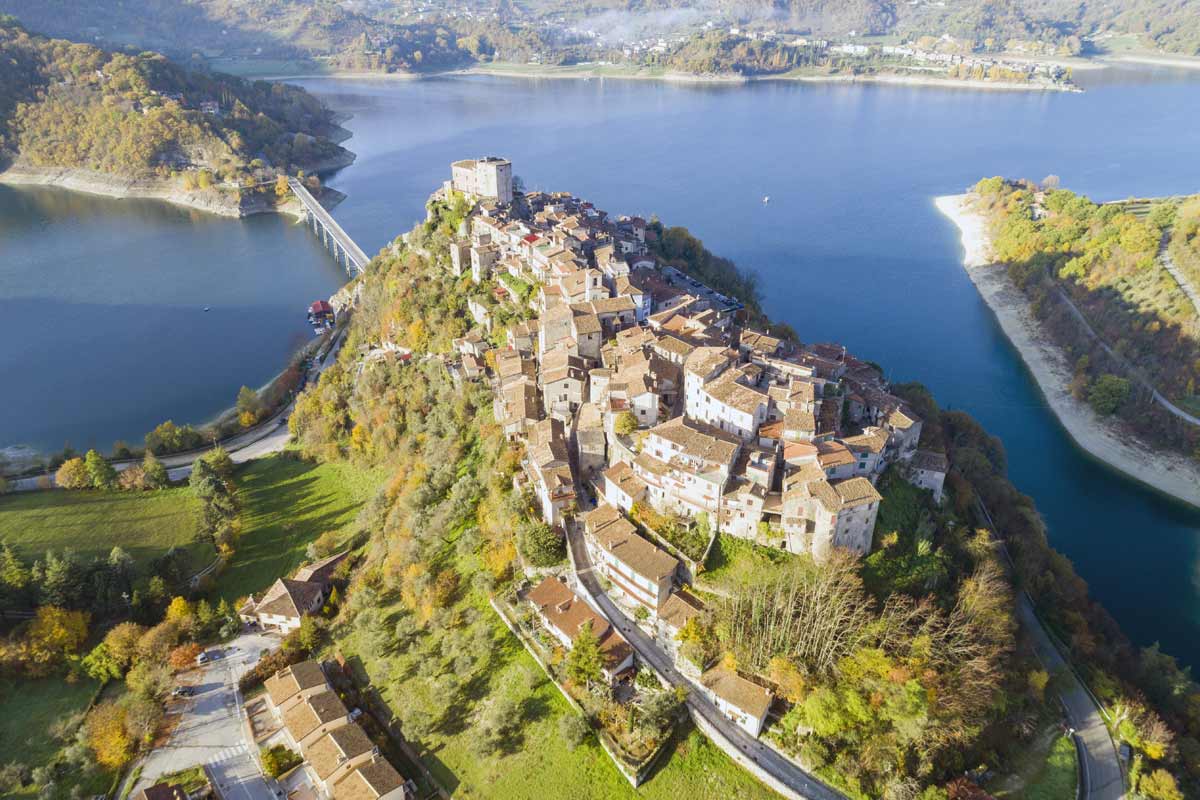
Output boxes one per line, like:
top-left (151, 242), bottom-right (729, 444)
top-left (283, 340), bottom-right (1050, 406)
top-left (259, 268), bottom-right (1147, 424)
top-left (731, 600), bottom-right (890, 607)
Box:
top-left (1089, 373), bottom-right (1131, 415)
top-left (559, 712), bottom-right (590, 750)
top-left (260, 745), bottom-right (301, 778)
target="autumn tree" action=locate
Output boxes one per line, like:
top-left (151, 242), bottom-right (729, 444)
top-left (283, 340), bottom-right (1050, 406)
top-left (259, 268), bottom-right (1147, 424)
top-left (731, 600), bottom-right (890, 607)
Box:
top-left (55, 457), bottom-right (90, 489)
top-left (25, 606), bottom-right (89, 673)
top-left (86, 702), bottom-right (133, 769)
top-left (168, 642), bottom-right (203, 670)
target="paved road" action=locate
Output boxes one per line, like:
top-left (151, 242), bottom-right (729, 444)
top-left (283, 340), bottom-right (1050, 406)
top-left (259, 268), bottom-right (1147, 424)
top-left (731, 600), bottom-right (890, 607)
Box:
top-left (8, 330), bottom-right (345, 492)
top-left (135, 630), bottom-right (281, 800)
top-left (564, 520), bottom-right (843, 800)
top-left (1018, 596), bottom-right (1126, 800)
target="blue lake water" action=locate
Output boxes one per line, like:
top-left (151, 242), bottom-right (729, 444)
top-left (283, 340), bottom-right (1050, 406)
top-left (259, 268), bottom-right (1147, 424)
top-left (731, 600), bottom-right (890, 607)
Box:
top-left (3, 64), bottom-right (1200, 668)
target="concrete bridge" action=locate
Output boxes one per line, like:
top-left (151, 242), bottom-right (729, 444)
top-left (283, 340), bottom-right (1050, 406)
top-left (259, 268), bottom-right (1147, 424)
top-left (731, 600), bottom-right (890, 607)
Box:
top-left (289, 177), bottom-right (370, 276)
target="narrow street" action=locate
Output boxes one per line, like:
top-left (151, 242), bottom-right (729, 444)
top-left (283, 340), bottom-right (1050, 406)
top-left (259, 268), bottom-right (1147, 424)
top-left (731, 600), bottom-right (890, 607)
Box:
top-left (133, 631), bottom-right (280, 800)
top-left (563, 520), bottom-right (844, 800)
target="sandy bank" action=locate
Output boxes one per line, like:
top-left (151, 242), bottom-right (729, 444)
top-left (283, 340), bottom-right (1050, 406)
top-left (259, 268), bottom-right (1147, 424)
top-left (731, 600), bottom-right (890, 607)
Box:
top-left (936, 193), bottom-right (1200, 510)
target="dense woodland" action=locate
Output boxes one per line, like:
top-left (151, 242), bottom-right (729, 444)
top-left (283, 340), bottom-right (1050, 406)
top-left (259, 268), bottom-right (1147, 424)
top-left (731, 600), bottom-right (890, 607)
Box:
top-left (975, 177), bottom-right (1200, 455)
top-left (0, 18), bottom-right (346, 183)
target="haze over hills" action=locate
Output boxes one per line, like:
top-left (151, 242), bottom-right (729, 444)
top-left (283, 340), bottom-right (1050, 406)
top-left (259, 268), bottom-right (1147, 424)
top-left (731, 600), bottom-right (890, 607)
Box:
top-left (0, 0), bottom-right (1197, 73)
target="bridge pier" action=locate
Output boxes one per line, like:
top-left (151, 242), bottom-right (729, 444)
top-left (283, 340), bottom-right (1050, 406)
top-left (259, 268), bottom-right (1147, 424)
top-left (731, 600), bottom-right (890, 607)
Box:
top-left (289, 177), bottom-right (368, 278)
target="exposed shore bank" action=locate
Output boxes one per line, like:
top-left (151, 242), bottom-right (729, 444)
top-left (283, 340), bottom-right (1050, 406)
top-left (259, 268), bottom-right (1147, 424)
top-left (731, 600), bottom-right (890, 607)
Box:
top-left (0, 151), bottom-right (355, 218)
top-left (935, 193), bottom-right (1200, 509)
top-left (458, 63), bottom-right (1077, 92)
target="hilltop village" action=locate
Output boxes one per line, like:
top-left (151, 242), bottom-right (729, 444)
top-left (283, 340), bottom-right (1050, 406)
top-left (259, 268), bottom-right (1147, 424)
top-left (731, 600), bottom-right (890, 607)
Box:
top-left (437, 157), bottom-right (948, 736)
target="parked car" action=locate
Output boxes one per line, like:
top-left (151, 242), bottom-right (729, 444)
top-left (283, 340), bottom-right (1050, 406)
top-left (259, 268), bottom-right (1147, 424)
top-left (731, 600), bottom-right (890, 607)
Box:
top-left (349, 708), bottom-right (364, 722)
top-left (172, 686), bottom-right (193, 697)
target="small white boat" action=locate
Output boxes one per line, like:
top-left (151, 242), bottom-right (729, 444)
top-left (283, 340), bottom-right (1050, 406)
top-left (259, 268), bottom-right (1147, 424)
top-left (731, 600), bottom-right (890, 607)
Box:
top-left (762, 195), bottom-right (770, 204)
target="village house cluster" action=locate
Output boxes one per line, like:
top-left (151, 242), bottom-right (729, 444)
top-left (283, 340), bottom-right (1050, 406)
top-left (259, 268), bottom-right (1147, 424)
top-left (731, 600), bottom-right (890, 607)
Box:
top-left (256, 659), bottom-right (416, 800)
top-left (442, 157), bottom-right (948, 737)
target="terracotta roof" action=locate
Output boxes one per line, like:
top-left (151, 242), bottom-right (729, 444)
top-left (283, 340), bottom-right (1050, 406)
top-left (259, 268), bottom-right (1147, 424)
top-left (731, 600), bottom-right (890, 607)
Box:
top-left (701, 667), bottom-right (772, 720)
top-left (912, 450), bottom-right (949, 472)
top-left (659, 589), bottom-right (705, 631)
top-left (304, 724), bottom-right (377, 781)
top-left (704, 371), bottom-right (769, 415)
top-left (684, 346), bottom-right (734, 378)
top-left (782, 441), bottom-right (818, 463)
top-left (809, 477), bottom-right (882, 513)
top-left (648, 416), bottom-right (741, 467)
top-left (604, 461), bottom-right (648, 499)
top-left (843, 428), bottom-right (889, 455)
top-left (782, 407), bottom-right (816, 435)
top-left (283, 688), bottom-right (347, 742)
top-left (254, 578), bottom-right (324, 620)
top-left (527, 577), bottom-right (611, 642)
top-left (815, 440), bottom-right (855, 469)
top-left (293, 551), bottom-right (349, 585)
top-left (265, 660), bottom-right (327, 708)
top-left (331, 755), bottom-right (406, 800)
top-left (583, 506), bottom-right (679, 583)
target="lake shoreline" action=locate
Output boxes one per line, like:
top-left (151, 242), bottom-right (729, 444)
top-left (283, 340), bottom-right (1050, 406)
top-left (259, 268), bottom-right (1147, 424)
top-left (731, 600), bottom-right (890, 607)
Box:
top-left (255, 63), bottom-right (1076, 92)
top-left (451, 64), bottom-right (1077, 92)
top-left (936, 193), bottom-right (1200, 510)
top-left (0, 150), bottom-right (356, 219)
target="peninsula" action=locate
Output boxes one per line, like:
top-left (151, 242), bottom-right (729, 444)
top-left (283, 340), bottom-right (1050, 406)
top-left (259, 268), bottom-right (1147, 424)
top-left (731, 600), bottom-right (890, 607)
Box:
top-left (0, 19), bottom-right (353, 217)
top-left (937, 184), bottom-right (1200, 509)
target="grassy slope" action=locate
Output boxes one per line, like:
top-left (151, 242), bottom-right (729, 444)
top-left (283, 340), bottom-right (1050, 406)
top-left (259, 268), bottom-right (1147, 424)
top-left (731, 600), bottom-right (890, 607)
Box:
top-left (337, 591), bottom-right (783, 800)
top-left (1017, 734), bottom-right (1078, 800)
top-left (217, 453), bottom-right (382, 603)
top-left (0, 675), bottom-right (102, 795)
top-left (0, 488), bottom-right (208, 571)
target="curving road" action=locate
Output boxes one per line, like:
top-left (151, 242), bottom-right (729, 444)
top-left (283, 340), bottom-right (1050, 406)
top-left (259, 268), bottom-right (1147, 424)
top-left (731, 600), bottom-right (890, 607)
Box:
top-left (1018, 596), bottom-right (1126, 800)
top-left (564, 519), bottom-right (844, 800)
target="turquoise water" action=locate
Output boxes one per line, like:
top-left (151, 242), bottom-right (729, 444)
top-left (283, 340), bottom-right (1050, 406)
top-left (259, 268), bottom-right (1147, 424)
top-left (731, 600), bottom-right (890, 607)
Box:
top-left (3, 65), bottom-right (1200, 668)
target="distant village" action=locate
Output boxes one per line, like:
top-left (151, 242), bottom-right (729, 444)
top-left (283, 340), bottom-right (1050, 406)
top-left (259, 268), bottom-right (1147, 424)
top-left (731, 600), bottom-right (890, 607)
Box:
top-left (436, 157), bottom-right (949, 737)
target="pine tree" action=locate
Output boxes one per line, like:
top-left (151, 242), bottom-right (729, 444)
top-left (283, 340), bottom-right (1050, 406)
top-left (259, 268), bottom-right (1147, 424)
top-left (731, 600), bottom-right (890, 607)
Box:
top-left (84, 449), bottom-right (117, 489)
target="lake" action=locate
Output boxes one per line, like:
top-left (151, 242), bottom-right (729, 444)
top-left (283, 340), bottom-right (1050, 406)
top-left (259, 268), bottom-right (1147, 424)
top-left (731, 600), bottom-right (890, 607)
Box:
top-left (0, 185), bottom-right (346, 459)
top-left (4, 64), bottom-right (1200, 669)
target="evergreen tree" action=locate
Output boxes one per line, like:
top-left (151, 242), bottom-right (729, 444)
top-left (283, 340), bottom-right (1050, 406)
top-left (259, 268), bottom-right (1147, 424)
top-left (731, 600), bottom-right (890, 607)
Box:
top-left (565, 621), bottom-right (604, 688)
top-left (84, 449), bottom-right (117, 489)
top-left (40, 549), bottom-right (85, 608)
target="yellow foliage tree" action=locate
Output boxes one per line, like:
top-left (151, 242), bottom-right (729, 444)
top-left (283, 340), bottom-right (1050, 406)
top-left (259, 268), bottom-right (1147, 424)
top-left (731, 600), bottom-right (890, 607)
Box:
top-left (86, 702), bottom-right (133, 769)
top-left (55, 457), bottom-right (90, 490)
top-left (26, 606), bottom-right (89, 670)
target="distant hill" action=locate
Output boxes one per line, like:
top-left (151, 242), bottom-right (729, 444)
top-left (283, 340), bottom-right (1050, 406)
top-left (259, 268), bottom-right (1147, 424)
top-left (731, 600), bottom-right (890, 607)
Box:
top-left (0, 18), bottom-right (348, 182)
top-left (0, 0), bottom-right (1196, 69)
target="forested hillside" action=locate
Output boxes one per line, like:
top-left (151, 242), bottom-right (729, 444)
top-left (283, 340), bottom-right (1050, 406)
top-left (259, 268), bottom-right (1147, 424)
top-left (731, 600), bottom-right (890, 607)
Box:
top-left (973, 177), bottom-right (1200, 455)
top-left (0, 0), bottom-right (1197, 75)
top-left (0, 18), bottom-right (347, 181)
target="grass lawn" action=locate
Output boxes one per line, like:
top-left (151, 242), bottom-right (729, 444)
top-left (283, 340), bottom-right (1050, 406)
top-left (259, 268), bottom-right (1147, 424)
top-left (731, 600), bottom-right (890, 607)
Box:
top-left (337, 587), bottom-right (782, 800)
top-left (0, 674), bottom-right (101, 791)
top-left (0, 488), bottom-right (208, 573)
top-left (216, 454), bottom-right (382, 603)
top-left (698, 534), bottom-right (795, 593)
top-left (1017, 735), bottom-right (1077, 800)
top-left (988, 724), bottom-right (1078, 800)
